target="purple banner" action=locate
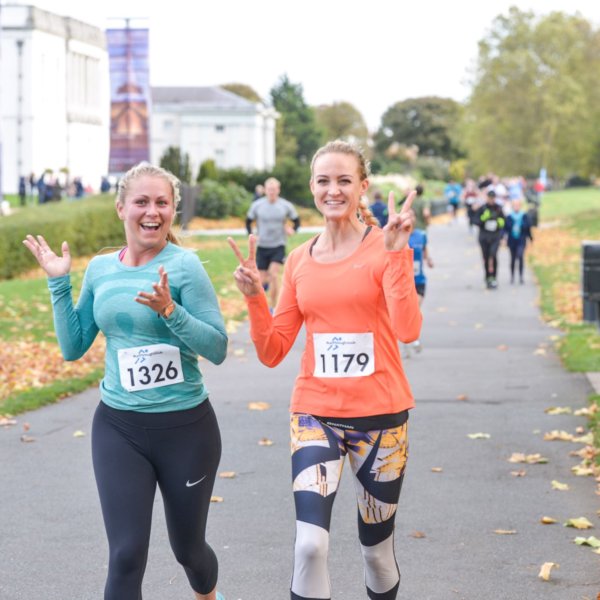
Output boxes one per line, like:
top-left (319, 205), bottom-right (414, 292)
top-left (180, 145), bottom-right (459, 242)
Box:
top-left (107, 27), bottom-right (151, 174)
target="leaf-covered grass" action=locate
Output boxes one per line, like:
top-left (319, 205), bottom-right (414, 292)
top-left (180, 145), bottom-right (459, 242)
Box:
top-left (0, 232), bottom-right (316, 415)
top-left (528, 188), bottom-right (600, 459)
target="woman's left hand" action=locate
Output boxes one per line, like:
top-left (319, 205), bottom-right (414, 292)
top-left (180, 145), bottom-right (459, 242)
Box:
top-left (135, 265), bottom-right (174, 315)
top-left (383, 190), bottom-right (416, 251)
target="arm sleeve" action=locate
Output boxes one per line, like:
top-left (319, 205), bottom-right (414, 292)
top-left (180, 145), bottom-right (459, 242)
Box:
top-left (162, 253), bottom-right (228, 365)
top-left (245, 257), bottom-right (303, 367)
top-left (48, 270), bottom-right (99, 361)
top-left (382, 248), bottom-right (423, 343)
top-left (292, 216), bottom-right (301, 232)
top-left (245, 217), bottom-right (253, 235)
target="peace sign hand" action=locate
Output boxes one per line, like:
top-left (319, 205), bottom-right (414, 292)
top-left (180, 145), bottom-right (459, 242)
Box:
top-left (228, 234), bottom-right (263, 297)
top-left (383, 190), bottom-right (416, 252)
top-left (22, 234), bottom-right (72, 278)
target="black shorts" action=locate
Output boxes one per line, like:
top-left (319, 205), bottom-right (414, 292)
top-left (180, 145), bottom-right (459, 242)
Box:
top-left (415, 282), bottom-right (426, 297)
top-left (256, 245), bottom-right (286, 270)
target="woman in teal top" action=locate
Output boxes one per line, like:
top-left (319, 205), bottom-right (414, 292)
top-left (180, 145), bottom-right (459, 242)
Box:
top-left (24, 163), bottom-right (227, 600)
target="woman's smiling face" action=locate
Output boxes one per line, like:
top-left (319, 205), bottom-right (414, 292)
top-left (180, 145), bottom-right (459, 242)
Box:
top-left (116, 175), bottom-right (175, 252)
top-left (310, 152), bottom-right (369, 222)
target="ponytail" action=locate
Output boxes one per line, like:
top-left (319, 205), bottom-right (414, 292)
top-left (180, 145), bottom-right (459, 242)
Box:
top-left (358, 196), bottom-right (380, 227)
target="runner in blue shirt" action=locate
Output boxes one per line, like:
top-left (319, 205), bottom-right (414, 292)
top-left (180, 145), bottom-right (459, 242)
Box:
top-left (406, 228), bottom-right (433, 354)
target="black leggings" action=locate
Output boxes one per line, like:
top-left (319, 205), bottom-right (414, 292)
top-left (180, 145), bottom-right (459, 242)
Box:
top-left (479, 235), bottom-right (501, 279)
top-left (92, 400), bottom-right (221, 599)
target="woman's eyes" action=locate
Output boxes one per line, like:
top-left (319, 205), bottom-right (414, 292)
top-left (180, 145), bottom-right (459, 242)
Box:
top-left (317, 179), bottom-right (351, 185)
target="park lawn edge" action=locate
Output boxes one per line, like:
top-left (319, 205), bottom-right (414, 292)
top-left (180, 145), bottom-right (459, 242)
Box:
top-left (1, 369), bottom-right (103, 416)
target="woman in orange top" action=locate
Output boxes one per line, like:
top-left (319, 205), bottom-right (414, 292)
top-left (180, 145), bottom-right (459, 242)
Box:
top-left (229, 140), bottom-right (421, 600)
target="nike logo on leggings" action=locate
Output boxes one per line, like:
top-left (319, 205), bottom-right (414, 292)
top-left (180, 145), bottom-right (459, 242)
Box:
top-left (186, 475), bottom-right (207, 487)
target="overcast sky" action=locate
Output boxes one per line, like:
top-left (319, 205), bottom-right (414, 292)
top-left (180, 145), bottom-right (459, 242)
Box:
top-left (19, 0), bottom-right (600, 131)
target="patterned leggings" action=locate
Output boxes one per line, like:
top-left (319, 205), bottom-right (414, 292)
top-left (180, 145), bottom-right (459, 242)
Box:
top-left (289, 413), bottom-right (409, 600)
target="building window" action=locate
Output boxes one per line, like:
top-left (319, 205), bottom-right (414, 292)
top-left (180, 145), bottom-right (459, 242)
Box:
top-left (215, 124), bottom-right (225, 132)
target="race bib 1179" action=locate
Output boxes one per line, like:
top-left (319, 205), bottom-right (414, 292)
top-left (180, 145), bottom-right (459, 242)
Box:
top-left (313, 333), bottom-right (375, 378)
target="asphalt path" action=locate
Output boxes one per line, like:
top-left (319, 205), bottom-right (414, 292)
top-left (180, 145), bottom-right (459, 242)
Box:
top-left (1, 216), bottom-right (598, 600)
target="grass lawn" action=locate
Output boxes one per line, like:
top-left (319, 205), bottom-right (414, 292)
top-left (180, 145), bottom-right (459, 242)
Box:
top-left (527, 187), bottom-right (600, 456)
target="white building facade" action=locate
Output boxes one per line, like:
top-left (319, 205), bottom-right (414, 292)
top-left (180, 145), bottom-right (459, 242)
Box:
top-left (150, 86), bottom-right (278, 176)
top-left (0, 4), bottom-right (109, 194)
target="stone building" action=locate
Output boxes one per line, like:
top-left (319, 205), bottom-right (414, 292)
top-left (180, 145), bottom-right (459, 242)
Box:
top-left (150, 86), bottom-right (278, 177)
top-left (0, 4), bottom-right (109, 194)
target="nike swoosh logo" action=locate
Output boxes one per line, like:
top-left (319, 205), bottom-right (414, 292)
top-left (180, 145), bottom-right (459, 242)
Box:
top-left (186, 475), bottom-right (207, 487)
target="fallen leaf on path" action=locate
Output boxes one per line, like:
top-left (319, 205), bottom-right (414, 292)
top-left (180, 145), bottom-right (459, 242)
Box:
top-left (431, 467), bottom-right (443, 473)
top-left (456, 394), bottom-right (468, 401)
top-left (508, 453), bottom-right (548, 464)
top-left (219, 471), bottom-right (236, 479)
top-left (572, 465), bottom-right (595, 477)
top-left (494, 529), bottom-right (517, 535)
top-left (409, 531), bottom-right (426, 538)
top-left (22, 422), bottom-right (30, 432)
top-left (73, 430), bottom-right (86, 438)
top-left (233, 348), bottom-right (245, 357)
top-left (497, 344), bottom-right (509, 351)
top-left (511, 470), bottom-right (527, 477)
top-left (543, 430), bottom-right (574, 441)
top-left (210, 496), bottom-right (224, 503)
top-left (544, 406), bottom-right (572, 415)
top-left (575, 406), bottom-right (598, 417)
top-left (551, 480), bottom-right (570, 491)
top-left (541, 517), bottom-right (558, 524)
top-left (538, 562), bottom-right (559, 581)
top-left (20, 434), bottom-right (35, 443)
top-left (467, 433), bottom-right (491, 439)
top-left (574, 536), bottom-right (600, 548)
top-left (248, 402), bottom-right (271, 411)
top-left (258, 437), bottom-right (274, 446)
top-left (564, 517), bottom-right (594, 530)
top-left (474, 323), bottom-right (484, 329)
top-left (0, 416), bottom-right (17, 427)
top-left (534, 348), bottom-right (547, 356)
top-left (573, 433), bottom-right (594, 445)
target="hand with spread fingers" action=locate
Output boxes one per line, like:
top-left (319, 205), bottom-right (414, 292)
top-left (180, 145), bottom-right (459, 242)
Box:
top-left (22, 234), bottom-right (72, 278)
top-left (134, 265), bottom-right (174, 315)
top-left (383, 190), bottom-right (416, 252)
top-left (228, 234), bottom-right (263, 297)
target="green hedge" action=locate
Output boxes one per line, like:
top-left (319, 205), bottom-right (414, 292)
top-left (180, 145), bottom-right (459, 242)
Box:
top-left (1, 196), bottom-right (125, 280)
top-left (195, 180), bottom-right (252, 219)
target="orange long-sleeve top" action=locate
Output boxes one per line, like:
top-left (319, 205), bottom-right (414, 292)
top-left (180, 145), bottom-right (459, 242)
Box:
top-left (245, 227), bottom-right (422, 418)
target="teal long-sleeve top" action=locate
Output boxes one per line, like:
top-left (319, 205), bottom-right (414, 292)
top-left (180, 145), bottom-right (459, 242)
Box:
top-left (47, 243), bottom-right (228, 413)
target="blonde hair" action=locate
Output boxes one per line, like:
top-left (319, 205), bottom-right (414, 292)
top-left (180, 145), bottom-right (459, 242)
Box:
top-left (310, 140), bottom-right (379, 227)
top-left (116, 162), bottom-right (181, 245)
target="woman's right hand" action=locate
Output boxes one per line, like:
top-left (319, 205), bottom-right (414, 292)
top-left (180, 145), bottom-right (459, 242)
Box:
top-left (228, 234), bottom-right (263, 297)
top-left (22, 234), bottom-right (72, 278)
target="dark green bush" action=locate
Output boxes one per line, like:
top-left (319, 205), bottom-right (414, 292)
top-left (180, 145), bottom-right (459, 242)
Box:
top-left (195, 180), bottom-right (251, 219)
top-left (1, 196), bottom-right (124, 280)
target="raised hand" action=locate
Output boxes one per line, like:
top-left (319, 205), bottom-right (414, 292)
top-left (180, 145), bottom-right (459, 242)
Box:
top-left (228, 234), bottom-right (263, 297)
top-left (383, 190), bottom-right (416, 252)
top-left (22, 234), bottom-right (72, 277)
top-left (135, 265), bottom-right (174, 314)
